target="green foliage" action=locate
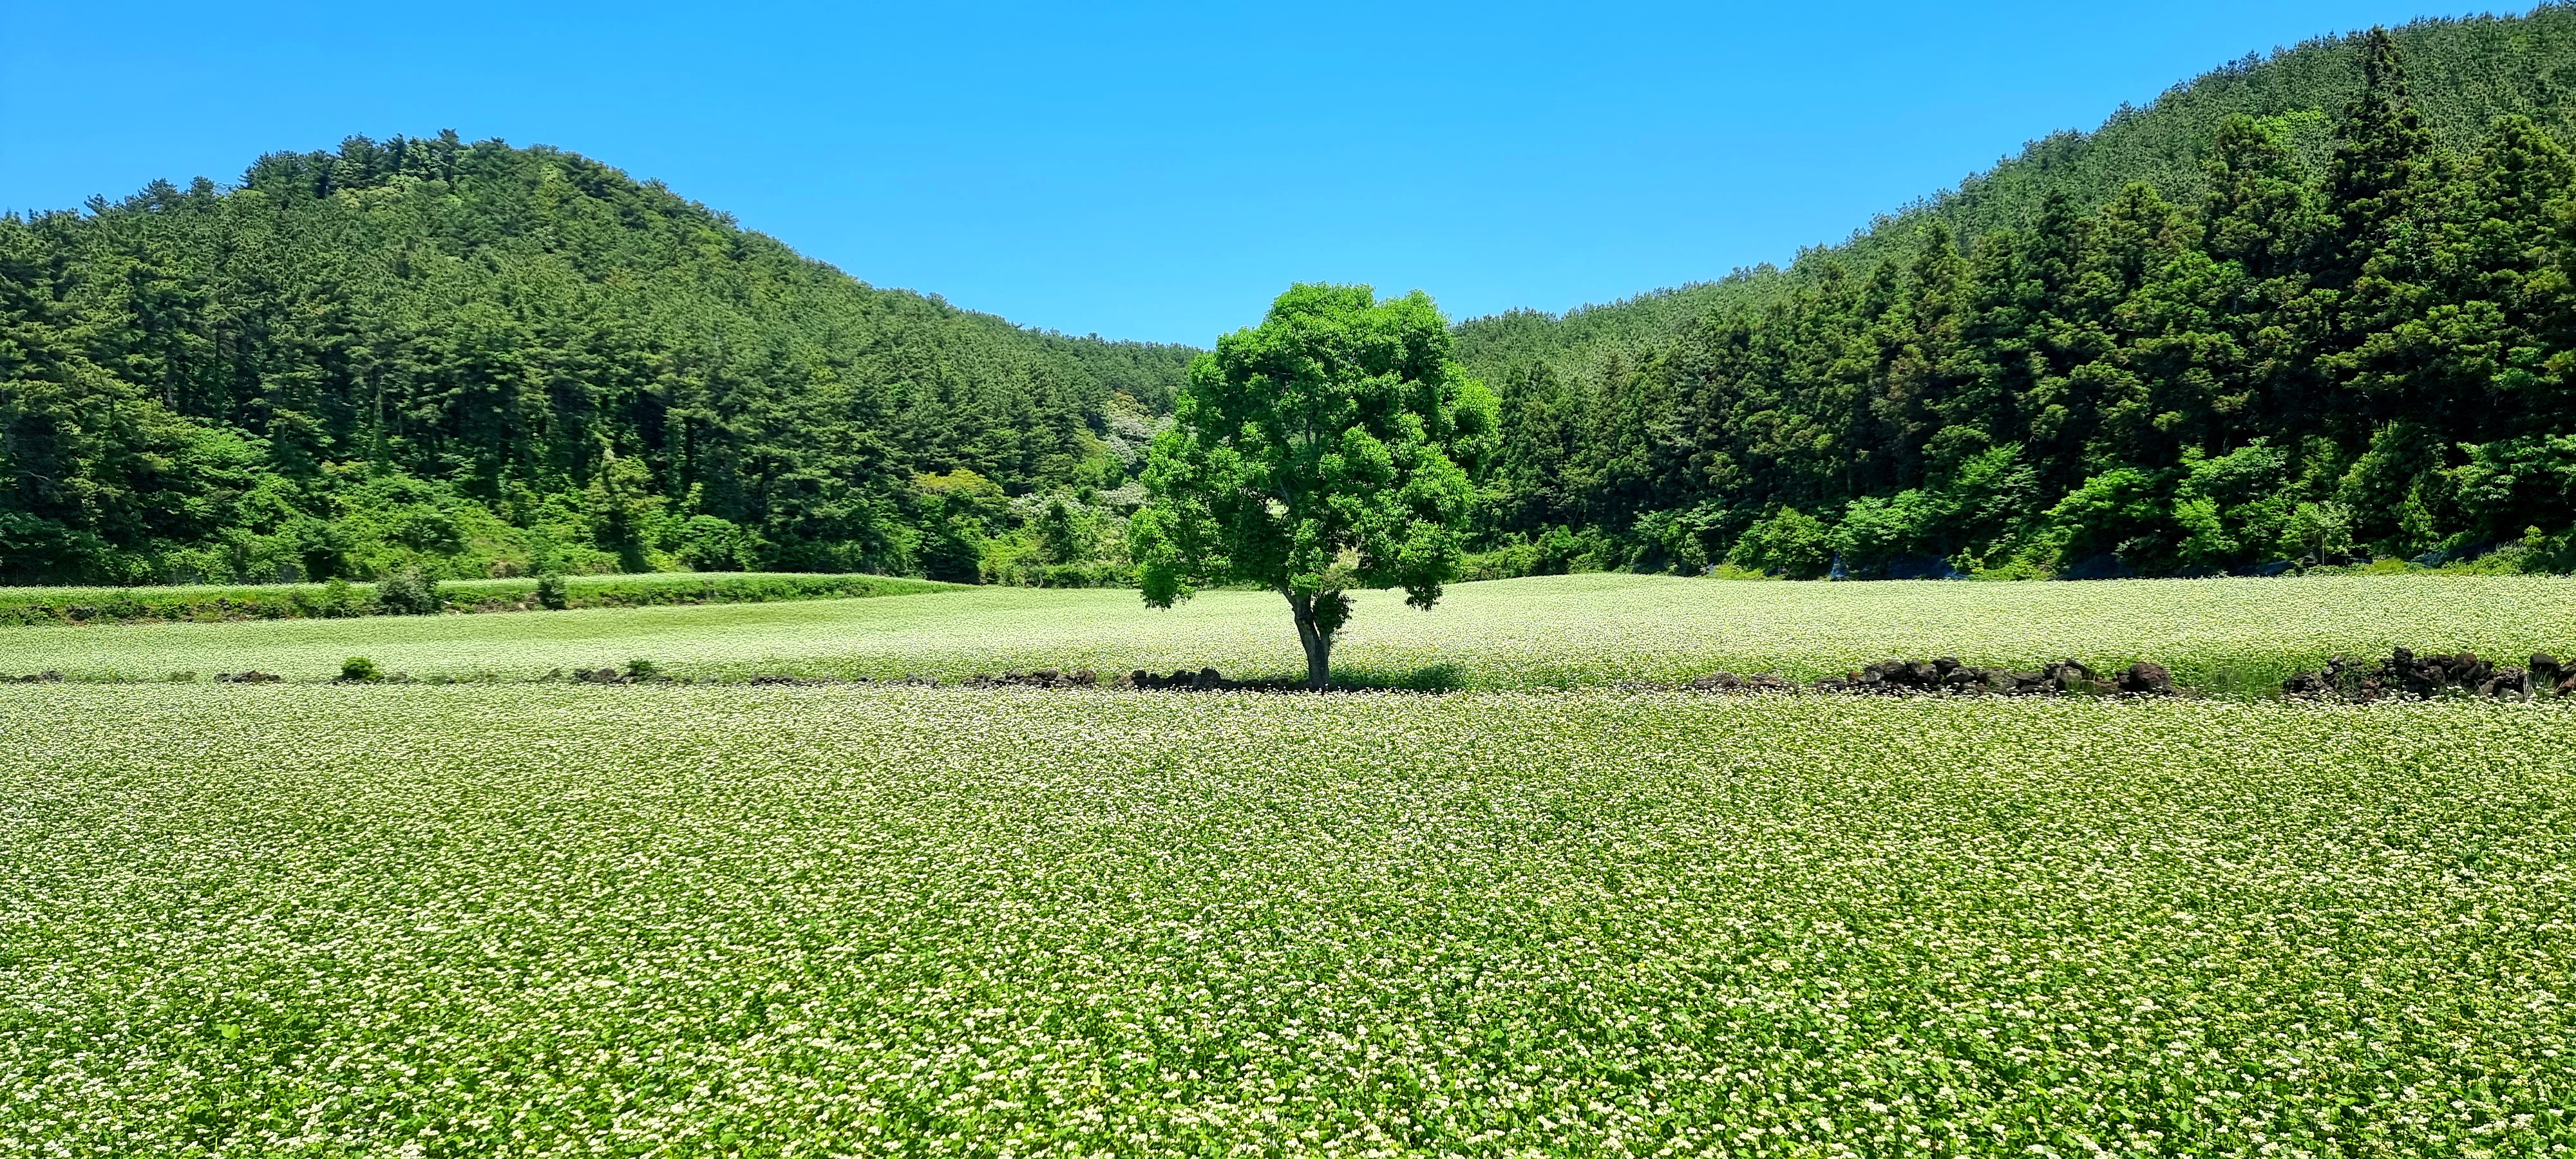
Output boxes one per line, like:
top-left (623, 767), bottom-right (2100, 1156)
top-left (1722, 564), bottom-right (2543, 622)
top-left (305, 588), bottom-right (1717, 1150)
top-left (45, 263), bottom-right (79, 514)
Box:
top-left (1832, 444), bottom-right (2043, 577)
top-left (372, 568), bottom-right (441, 616)
top-left (671, 515), bottom-right (757, 573)
top-left (337, 655), bottom-right (378, 683)
top-left (319, 578), bottom-right (359, 617)
top-left (1457, 524), bottom-right (1612, 581)
top-left (0, 133), bottom-right (1193, 585)
top-left (1034, 497), bottom-right (1086, 565)
top-left (533, 573), bottom-right (569, 611)
top-left (2284, 499), bottom-right (2359, 558)
top-left (1132, 285), bottom-right (1492, 687)
top-left (1454, 19), bottom-right (2576, 578)
top-left (1727, 507), bottom-right (1835, 579)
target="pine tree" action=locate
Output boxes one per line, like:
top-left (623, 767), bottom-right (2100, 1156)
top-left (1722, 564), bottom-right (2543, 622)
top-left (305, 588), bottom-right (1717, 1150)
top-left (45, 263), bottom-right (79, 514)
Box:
top-left (2324, 28), bottom-right (2441, 287)
top-left (2204, 115), bottom-right (2325, 280)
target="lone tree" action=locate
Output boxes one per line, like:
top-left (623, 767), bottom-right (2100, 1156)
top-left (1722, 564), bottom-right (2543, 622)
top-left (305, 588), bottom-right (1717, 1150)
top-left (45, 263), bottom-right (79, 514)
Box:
top-left (1130, 284), bottom-right (1492, 689)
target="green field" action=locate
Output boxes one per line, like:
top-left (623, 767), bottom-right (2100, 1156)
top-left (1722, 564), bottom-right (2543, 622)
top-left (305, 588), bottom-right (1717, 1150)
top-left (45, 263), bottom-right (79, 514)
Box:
top-left (6, 572), bottom-right (2574, 692)
top-left (3, 684), bottom-right (2569, 1155)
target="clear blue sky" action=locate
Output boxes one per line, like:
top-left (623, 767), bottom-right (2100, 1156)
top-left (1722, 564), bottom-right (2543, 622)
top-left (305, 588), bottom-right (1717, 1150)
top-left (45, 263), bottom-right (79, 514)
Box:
top-left (0, 1), bottom-right (2507, 344)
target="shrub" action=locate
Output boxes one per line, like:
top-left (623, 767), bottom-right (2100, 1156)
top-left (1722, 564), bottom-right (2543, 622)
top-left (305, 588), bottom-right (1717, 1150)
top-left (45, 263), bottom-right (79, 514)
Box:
top-left (339, 656), bottom-right (380, 683)
top-left (1727, 508), bottom-right (1835, 580)
top-left (535, 574), bottom-right (570, 610)
top-left (375, 569), bottom-right (442, 616)
top-left (319, 578), bottom-right (359, 617)
top-left (2284, 500), bottom-right (2356, 560)
top-left (675, 515), bottom-right (757, 572)
top-left (623, 657), bottom-right (660, 681)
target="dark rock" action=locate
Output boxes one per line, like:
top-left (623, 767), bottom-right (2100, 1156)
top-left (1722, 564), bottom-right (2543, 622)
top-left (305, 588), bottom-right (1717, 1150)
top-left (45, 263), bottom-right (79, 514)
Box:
top-left (2042, 661), bottom-right (2093, 692)
top-left (2479, 668), bottom-right (2532, 699)
top-left (2119, 662), bottom-right (2176, 695)
top-left (1859, 663), bottom-right (1913, 692)
top-left (2284, 646), bottom-right (2558, 701)
top-left (1122, 666), bottom-right (1240, 691)
top-left (2458, 652), bottom-right (2494, 686)
top-left (973, 669), bottom-right (1083, 688)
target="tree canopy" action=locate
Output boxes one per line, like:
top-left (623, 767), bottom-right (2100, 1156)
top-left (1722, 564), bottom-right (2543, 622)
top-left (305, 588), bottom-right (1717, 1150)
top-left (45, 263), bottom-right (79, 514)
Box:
top-left (1131, 285), bottom-right (1492, 688)
top-left (1, 133), bottom-right (1194, 584)
top-left (1458, 6), bottom-right (2576, 419)
top-left (15, 10), bottom-right (2576, 595)
top-left (1457, 24), bottom-right (2576, 580)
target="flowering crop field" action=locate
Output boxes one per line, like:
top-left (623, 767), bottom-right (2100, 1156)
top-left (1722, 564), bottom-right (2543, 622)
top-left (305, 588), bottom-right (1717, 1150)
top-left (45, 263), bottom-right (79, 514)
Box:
top-left (3, 684), bottom-right (2571, 1156)
top-left (5, 572), bottom-right (2575, 693)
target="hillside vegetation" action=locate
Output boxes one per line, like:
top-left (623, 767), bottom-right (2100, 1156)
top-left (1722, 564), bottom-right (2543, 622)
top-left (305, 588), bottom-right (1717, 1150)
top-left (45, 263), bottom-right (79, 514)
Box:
top-left (1460, 6), bottom-right (2576, 382)
top-left (1461, 14), bottom-right (2576, 580)
top-left (18, 10), bottom-right (2576, 593)
top-left (1, 134), bottom-right (1191, 585)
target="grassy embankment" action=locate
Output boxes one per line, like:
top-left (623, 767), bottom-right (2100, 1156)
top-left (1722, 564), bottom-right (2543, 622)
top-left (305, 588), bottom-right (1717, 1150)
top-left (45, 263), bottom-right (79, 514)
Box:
top-left (0, 572), bottom-right (958, 627)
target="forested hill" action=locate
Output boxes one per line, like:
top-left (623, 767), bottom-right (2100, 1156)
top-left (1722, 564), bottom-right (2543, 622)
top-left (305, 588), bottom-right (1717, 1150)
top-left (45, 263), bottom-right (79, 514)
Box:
top-left (1458, 5), bottom-right (2576, 388)
top-left (1, 133), bottom-right (1195, 584)
top-left (1459, 15), bottom-right (2576, 581)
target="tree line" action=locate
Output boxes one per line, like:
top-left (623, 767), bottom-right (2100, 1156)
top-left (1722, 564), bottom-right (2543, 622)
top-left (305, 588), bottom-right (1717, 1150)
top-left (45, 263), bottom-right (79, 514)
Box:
top-left (13, 21), bottom-right (2576, 590)
top-left (1469, 28), bottom-right (2576, 579)
top-left (1, 133), bottom-right (1192, 583)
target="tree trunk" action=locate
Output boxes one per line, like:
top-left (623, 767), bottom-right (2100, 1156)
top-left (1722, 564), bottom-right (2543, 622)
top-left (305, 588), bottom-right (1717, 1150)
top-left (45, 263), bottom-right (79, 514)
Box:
top-left (1287, 591), bottom-right (1332, 690)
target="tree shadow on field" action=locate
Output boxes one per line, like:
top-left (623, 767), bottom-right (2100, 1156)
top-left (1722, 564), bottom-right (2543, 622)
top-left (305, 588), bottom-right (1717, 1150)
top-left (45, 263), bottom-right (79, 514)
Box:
top-left (1328, 662), bottom-right (1467, 692)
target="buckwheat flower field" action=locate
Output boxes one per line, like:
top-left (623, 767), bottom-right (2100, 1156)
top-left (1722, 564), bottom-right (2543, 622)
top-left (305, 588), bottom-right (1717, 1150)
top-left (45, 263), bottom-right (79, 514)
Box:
top-left (7, 572), bottom-right (2575, 692)
top-left (4, 684), bottom-right (2570, 1156)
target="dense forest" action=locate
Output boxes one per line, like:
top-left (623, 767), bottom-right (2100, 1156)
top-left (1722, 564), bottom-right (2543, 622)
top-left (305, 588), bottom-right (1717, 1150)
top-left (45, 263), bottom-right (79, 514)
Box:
top-left (13, 10), bottom-right (2576, 588)
top-left (0, 134), bottom-right (1191, 584)
top-left (1463, 17), bottom-right (2576, 578)
top-left (1460, 7), bottom-right (2576, 384)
